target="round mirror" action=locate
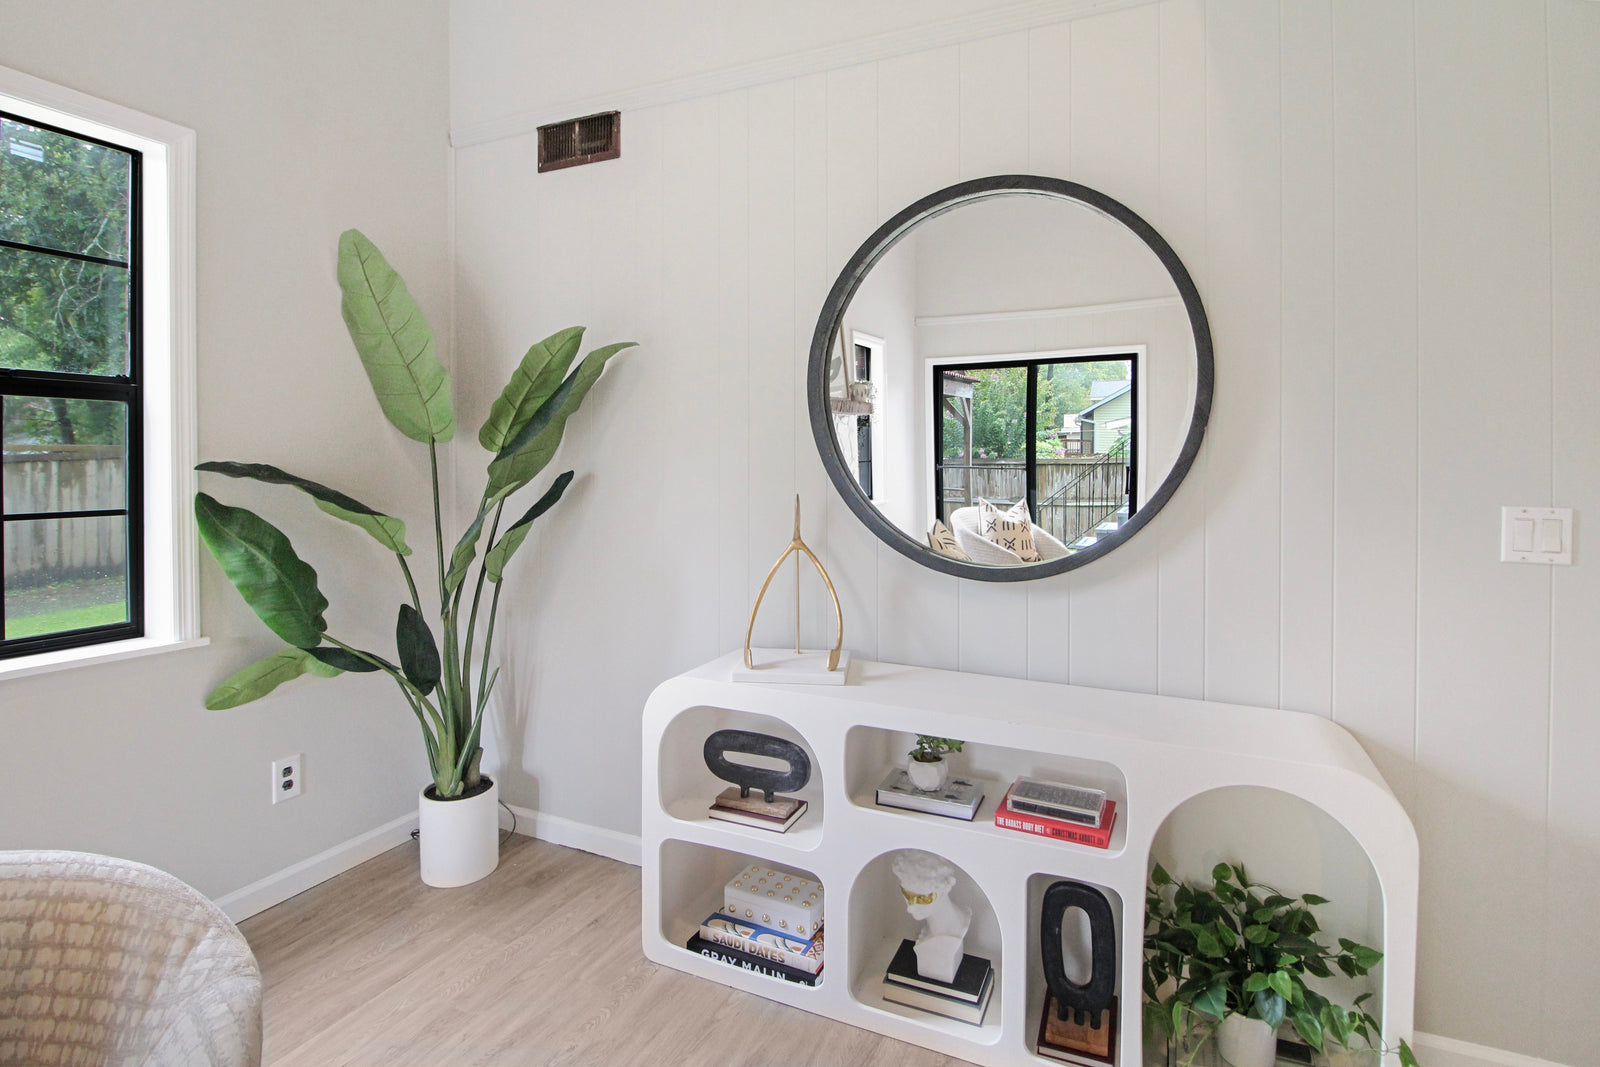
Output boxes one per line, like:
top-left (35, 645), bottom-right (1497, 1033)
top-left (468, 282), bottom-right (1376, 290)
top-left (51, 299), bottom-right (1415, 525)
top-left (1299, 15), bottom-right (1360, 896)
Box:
top-left (808, 176), bottom-right (1212, 581)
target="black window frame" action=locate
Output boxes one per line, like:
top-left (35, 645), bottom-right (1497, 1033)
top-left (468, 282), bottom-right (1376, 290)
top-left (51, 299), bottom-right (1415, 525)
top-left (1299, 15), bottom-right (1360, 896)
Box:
top-left (0, 107), bottom-right (145, 657)
top-left (932, 352), bottom-right (1137, 528)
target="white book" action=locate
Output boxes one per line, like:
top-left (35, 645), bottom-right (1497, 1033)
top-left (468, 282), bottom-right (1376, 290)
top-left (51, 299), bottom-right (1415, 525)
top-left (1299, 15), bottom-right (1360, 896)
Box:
top-left (875, 769), bottom-right (985, 821)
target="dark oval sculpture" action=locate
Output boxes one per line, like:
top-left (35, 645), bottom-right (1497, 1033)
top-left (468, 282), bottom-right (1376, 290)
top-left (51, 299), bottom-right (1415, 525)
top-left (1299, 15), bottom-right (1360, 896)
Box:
top-left (1041, 879), bottom-right (1117, 1029)
top-left (702, 729), bottom-right (811, 803)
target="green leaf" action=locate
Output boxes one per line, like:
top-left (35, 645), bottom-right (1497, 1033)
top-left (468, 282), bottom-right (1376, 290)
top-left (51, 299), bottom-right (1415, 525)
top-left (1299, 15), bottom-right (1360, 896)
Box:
top-left (1253, 990), bottom-right (1287, 1030)
top-left (1151, 863), bottom-right (1172, 886)
top-left (1399, 1040), bottom-right (1420, 1067)
top-left (395, 604), bottom-right (441, 695)
top-left (1245, 924), bottom-right (1278, 946)
top-left (1212, 863), bottom-right (1233, 885)
top-left (1193, 980), bottom-right (1229, 1020)
top-left (1301, 892), bottom-right (1330, 906)
top-left (1195, 928), bottom-right (1224, 958)
top-left (1322, 1004), bottom-right (1354, 1049)
top-left (445, 507), bottom-right (490, 595)
top-left (1350, 944), bottom-right (1384, 971)
top-left (484, 470), bottom-right (574, 582)
top-left (305, 646), bottom-right (393, 673)
top-left (478, 326), bottom-right (585, 451)
top-left (1267, 970), bottom-right (1296, 1002)
top-left (195, 493), bottom-right (328, 647)
top-left (1243, 973), bottom-right (1272, 994)
top-left (1290, 1008), bottom-right (1324, 1052)
top-left (337, 229), bottom-right (454, 444)
top-left (484, 340), bottom-right (637, 499)
top-left (196, 460), bottom-right (411, 555)
top-left (204, 647), bottom-right (341, 710)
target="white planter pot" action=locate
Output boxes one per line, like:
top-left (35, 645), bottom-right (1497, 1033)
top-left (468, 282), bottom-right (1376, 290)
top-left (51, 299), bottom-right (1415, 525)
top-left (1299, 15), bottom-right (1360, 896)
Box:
top-left (418, 776), bottom-right (499, 888)
top-left (907, 756), bottom-right (948, 791)
top-left (1216, 1013), bottom-right (1277, 1067)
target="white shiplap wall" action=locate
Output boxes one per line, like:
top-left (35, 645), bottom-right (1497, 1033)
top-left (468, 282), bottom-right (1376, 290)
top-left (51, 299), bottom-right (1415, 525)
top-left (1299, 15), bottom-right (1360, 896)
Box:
top-left (450, 1), bottom-right (1600, 1060)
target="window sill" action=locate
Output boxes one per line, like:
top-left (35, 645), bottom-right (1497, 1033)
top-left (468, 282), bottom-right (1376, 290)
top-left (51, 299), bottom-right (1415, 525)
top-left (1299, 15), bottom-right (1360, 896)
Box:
top-left (0, 634), bottom-right (210, 683)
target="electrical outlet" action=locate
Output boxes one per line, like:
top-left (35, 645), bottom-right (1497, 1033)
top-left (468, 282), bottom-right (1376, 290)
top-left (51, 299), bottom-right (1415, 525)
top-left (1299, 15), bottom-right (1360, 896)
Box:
top-left (271, 754), bottom-right (303, 803)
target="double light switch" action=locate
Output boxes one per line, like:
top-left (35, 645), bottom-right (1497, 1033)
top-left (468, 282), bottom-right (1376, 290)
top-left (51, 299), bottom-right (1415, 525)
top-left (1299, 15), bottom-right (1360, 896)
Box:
top-left (1501, 507), bottom-right (1574, 565)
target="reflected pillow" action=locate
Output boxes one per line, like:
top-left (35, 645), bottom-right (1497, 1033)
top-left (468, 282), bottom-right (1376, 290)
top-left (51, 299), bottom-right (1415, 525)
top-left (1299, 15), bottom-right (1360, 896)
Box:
top-left (927, 520), bottom-right (972, 561)
top-left (977, 498), bottom-right (1040, 562)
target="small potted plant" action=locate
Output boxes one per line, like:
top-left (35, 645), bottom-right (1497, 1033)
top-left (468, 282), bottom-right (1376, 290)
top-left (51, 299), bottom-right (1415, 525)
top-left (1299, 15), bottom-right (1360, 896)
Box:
top-left (907, 735), bottom-right (963, 791)
top-left (1143, 862), bottom-right (1417, 1067)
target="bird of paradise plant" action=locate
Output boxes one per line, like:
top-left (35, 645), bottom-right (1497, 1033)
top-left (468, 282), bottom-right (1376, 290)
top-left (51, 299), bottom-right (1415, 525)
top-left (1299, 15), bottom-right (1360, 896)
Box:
top-left (195, 229), bottom-right (634, 799)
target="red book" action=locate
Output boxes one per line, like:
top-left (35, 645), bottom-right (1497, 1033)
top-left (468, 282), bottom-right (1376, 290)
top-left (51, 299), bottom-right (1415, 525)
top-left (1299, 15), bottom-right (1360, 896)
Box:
top-left (993, 785), bottom-right (1117, 848)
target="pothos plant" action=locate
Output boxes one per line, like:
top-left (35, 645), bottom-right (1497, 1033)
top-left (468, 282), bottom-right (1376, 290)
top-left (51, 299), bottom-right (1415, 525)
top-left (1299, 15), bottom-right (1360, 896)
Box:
top-left (1144, 862), bottom-right (1417, 1067)
top-left (195, 230), bottom-right (635, 799)
top-left (910, 736), bottom-right (963, 762)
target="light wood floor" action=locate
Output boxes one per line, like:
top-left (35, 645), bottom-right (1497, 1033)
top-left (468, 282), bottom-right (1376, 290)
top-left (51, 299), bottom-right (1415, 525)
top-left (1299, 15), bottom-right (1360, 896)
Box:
top-left (240, 835), bottom-right (976, 1066)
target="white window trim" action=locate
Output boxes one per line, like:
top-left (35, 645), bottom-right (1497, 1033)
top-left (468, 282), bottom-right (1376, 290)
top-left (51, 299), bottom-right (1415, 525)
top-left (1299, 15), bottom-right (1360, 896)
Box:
top-left (0, 64), bottom-right (204, 680)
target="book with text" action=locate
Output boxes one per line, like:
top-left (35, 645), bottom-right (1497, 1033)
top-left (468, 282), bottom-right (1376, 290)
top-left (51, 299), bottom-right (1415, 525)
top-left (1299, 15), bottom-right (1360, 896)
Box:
top-left (994, 785), bottom-right (1117, 848)
top-left (698, 913), bottom-right (823, 975)
top-left (686, 934), bottom-right (820, 986)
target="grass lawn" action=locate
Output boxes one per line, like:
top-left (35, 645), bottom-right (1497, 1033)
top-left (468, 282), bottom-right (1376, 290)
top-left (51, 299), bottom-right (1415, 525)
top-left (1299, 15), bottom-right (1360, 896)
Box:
top-left (6, 575), bottom-right (128, 639)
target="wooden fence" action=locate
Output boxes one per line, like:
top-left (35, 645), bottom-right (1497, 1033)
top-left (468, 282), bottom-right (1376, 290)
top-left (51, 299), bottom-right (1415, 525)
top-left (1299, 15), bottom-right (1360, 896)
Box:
top-left (941, 457), bottom-right (1127, 545)
top-left (2, 445), bottom-right (126, 583)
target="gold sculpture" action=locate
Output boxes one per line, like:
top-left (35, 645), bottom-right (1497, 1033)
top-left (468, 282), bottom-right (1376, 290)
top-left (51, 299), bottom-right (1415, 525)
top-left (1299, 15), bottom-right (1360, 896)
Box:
top-left (743, 497), bottom-right (844, 672)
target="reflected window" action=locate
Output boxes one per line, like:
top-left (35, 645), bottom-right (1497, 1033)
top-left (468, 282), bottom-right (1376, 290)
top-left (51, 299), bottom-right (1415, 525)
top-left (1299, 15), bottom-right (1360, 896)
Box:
top-left (934, 355), bottom-right (1135, 550)
top-left (1, 109), bottom-right (141, 654)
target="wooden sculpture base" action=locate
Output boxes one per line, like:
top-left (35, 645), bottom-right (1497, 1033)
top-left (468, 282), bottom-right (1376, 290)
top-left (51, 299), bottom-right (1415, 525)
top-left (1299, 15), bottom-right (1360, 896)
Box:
top-left (1035, 991), bottom-right (1117, 1065)
top-left (732, 649), bottom-right (852, 685)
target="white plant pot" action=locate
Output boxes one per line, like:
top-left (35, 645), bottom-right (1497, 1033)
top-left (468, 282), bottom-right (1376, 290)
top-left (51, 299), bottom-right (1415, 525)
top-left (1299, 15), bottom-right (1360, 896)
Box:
top-left (418, 776), bottom-right (499, 888)
top-left (907, 756), bottom-right (948, 791)
top-left (1216, 1014), bottom-right (1277, 1067)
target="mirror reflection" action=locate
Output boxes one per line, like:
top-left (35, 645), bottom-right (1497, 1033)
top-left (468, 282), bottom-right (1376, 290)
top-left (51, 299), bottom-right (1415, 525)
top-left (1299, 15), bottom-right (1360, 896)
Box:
top-left (823, 193), bottom-right (1199, 568)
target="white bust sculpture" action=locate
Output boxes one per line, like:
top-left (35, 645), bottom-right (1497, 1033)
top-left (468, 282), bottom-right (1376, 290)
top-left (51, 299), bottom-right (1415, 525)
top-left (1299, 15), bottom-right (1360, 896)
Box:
top-left (891, 851), bottom-right (971, 984)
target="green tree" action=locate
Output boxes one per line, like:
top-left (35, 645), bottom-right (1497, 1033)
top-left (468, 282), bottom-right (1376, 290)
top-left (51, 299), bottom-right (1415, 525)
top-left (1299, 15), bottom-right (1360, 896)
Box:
top-left (0, 114), bottom-right (132, 446)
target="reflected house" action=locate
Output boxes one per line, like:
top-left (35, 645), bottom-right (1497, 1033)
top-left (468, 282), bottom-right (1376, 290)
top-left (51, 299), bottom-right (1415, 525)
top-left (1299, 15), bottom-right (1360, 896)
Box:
top-left (1071, 380), bottom-right (1132, 456)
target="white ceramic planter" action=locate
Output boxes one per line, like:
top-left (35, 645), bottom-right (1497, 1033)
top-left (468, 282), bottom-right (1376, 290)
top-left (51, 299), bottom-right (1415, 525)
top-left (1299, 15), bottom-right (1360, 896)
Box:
top-left (418, 776), bottom-right (499, 888)
top-left (906, 756), bottom-right (948, 791)
top-left (1215, 1013), bottom-right (1277, 1067)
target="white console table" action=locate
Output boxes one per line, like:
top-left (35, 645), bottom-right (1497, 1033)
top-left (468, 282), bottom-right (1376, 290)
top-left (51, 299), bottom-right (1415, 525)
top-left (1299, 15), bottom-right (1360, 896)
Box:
top-left (641, 653), bottom-right (1417, 1066)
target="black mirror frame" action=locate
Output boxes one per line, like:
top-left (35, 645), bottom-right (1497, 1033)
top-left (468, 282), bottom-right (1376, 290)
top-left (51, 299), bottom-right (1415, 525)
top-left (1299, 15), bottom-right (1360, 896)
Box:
top-left (807, 174), bottom-right (1213, 582)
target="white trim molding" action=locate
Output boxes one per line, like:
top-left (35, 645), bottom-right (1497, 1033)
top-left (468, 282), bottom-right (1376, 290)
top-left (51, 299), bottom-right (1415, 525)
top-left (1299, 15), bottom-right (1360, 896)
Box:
top-left (0, 63), bottom-right (201, 664)
top-left (213, 812), bottom-right (420, 923)
top-left (1411, 1032), bottom-right (1575, 1067)
top-left (451, 0), bottom-right (1159, 148)
top-left (504, 804), bottom-right (642, 867)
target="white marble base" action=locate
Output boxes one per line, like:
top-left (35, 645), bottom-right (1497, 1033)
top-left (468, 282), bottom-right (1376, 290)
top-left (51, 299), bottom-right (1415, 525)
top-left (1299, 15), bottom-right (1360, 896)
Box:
top-left (731, 648), bottom-right (852, 685)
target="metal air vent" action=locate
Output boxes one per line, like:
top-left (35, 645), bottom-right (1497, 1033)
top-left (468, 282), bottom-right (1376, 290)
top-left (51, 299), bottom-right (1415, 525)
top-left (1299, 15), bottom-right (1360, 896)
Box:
top-left (537, 111), bottom-right (621, 172)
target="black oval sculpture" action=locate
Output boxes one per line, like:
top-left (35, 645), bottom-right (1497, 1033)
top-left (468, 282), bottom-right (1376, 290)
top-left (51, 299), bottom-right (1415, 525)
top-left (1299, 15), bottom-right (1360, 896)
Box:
top-left (702, 729), bottom-right (811, 803)
top-left (1041, 879), bottom-right (1117, 1029)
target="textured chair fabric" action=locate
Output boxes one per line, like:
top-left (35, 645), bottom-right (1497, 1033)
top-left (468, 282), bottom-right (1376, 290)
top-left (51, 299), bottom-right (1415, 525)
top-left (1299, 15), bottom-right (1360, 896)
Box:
top-left (0, 851), bottom-right (262, 1067)
top-left (949, 505), bottom-right (1070, 564)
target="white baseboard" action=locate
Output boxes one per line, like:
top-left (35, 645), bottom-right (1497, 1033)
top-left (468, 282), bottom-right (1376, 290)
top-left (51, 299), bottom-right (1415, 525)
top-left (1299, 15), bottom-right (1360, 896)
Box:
top-left (213, 811), bottom-right (418, 923)
top-left (1412, 1032), bottom-right (1572, 1067)
top-left (504, 804), bottom-right (641, 867)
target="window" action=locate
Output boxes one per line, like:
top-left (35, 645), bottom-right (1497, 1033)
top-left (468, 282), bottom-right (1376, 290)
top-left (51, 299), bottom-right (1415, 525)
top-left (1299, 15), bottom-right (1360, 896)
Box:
top-left (0, 66), bottom-right (197, 672)
top-left (934, 353), bottom-right (1137, 549)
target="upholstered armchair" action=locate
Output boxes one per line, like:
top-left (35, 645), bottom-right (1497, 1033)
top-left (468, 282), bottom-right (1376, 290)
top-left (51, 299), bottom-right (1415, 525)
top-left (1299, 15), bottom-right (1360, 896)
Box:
top-left (0, 850), bottom-right (262, 1067)
top-left (947, 505), bottom-right (1071, 565)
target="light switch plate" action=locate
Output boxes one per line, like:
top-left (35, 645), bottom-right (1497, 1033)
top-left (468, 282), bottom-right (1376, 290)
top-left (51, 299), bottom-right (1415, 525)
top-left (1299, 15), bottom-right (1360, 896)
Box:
top-left (1501, 507), bottom-right (1573, 565)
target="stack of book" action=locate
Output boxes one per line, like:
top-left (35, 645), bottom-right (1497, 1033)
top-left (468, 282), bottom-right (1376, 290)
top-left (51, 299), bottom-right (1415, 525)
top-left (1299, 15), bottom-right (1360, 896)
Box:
top-left (707, 786), bottom-right (808, 832)
top-left (993, 776), bottom-right (1117, 848)
top-left (685, 863), bottom-right (824, 985)
top-left (879, 938), bottom-right (994, 1026)
top-left (874, 769), bottom-right (985, 821)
